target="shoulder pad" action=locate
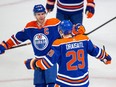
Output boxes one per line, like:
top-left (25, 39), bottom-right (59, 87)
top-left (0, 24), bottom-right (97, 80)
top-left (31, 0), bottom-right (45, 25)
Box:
top-left (25, 21), bottom-right (37, 28)
top-left (75, 35), bottom-right (89, 41)
top-left (45, 18), bottom-right (60, 27)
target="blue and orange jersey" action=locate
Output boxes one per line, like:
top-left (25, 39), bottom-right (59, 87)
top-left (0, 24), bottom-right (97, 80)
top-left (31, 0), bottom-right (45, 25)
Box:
top-left (5, 18), bottom-right (61, 57)
top-left (5, 18), bottom-right (61, 84)
top-left (36, 34), bottom-right (107, 86)
top-left (47, 0), bottom-right (94, 14)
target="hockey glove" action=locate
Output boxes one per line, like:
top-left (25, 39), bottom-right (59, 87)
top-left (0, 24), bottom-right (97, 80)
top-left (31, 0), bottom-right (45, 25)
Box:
top-left (85, 2), bottom-right (95, 18)
top-left (46, 3), bottom-right (54, 12)
top-left (0, 41), bottom-right (8, 54)
top-left (24, 58), bottom-right (39, 70)
top-left (101, 53), bottom-right (111, 65)
top-left (72, 23), bottom-right (85, 35)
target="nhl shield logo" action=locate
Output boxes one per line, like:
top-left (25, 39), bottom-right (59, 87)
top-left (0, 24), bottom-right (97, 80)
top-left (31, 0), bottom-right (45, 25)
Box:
top-left (33, 33), bottom-right (49, 50)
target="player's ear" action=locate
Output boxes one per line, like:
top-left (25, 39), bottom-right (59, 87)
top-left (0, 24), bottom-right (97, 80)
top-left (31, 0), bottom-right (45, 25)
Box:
top-left (59, 30), bottom-right (63, 37)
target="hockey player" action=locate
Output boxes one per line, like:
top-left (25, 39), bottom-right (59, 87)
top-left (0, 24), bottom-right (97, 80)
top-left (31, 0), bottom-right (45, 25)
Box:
top-left (0, 4), bottom-right (61, 87)
top-left (25, 20), bottom-right (111, 87)
top-left (46, 0), bottom-right (95, 24)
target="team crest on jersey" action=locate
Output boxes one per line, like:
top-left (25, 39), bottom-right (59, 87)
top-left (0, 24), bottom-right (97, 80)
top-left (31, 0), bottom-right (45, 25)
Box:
top-left (33, 33), bottom-right (49, 50)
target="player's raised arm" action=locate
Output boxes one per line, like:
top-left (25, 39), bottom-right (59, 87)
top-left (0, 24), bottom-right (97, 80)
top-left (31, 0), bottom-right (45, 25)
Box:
top-left (24, 45), bottom-right (61, 70)
top-left (87, 39), bottom-right (111, 64)
top-left (0, 29), bottom-right (29, 54)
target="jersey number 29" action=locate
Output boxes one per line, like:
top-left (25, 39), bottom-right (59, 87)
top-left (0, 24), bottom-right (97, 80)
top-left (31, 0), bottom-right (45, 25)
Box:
top-left (66, 49), bottom-right (85, 71)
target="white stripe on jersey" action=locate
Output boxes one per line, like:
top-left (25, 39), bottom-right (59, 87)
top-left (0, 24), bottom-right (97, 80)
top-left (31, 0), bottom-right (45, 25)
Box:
top-left (56, 78), bottom-right (89, 86)
top-left (57, 72), bottom-right (88, 80)
top-left (41, 60), bottom-right (47, 70)
top-left (44, 56), bottom-right (54, 66)
top-left (25, 27), bottom-right (38, 29)
top-left (100, 51), bottom-right (106, 60)
top-left (57, 0), bottom-right (84, 6)
top-left (35, 55), bottom-right (54, 67)
top-left (57, 6), bottom-right (84, 12)
top-left (14, 34), bottom-right (23, 43)
top-left (57, 0), bottom-right (84, 12)
top-left (96, 48), bottom-right (102, 58)
top-left (10, 37), bottom-right (17, 45)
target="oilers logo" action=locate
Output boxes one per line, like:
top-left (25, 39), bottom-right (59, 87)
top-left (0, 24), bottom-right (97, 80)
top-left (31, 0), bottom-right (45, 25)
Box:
top-left (33, 33), bottom-right (49, 50)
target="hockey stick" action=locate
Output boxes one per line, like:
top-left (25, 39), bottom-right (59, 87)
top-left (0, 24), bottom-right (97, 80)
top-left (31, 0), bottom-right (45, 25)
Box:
top-left (8, 42), bottom-right (31, 50)
top-left (9, 16), bottom-right (116, 50)
top-left (84, 16), bottom-right (116, 35)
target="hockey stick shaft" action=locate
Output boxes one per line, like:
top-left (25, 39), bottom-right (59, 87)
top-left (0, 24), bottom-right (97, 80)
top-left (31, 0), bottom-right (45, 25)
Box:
top-left (8, 16), bottom-right (116, 50)
top-left (84, 16), bottom-right (116, 35)
top-left (8, 42), bottom-right (31, 50)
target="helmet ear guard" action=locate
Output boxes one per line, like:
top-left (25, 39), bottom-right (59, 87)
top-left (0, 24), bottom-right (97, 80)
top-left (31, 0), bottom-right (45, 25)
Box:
top-left (58, 20), bottom-right (73, 36)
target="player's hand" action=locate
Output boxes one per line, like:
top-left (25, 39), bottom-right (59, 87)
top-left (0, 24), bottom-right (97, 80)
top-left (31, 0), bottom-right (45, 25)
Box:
top-left (0, 41), bottom-right (7, 54)
top-left (46, 4), bottom-right (54, 13)
top-left (24, 58), bottom-right (38, 70)
top-left (72, 23), bottom-right (85, 35)
top-left (85, 2), bottom-right (95, 18)
top-left (101, 54), bottom-right (111, 65)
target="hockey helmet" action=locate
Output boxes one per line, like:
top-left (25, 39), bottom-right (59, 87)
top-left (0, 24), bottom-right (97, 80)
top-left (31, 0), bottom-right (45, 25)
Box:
top-left (33, 4), bottom-right (46, 13)
top-left (58, 20), bottom-right (73, 35)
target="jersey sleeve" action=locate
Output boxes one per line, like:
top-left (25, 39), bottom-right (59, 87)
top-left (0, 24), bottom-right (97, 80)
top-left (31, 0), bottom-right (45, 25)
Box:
top-left (4, 29), bottom-right (29, 49)
top-left (87, 40), bottom-right (106, 60)
top-left (15, 29), bottom-right (29, 42)
top-left (36, 43), bottom-right (61, 70)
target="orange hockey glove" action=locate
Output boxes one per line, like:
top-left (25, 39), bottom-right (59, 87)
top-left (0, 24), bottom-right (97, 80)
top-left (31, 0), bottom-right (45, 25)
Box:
top-left (101, 53), bottom-right (112, 65)
top-left (85, 2), bottom-right (95, 18)
top-left (24, 58), bottom-right (38, 70)
top-left (72, 23), bottom-right (86, 35)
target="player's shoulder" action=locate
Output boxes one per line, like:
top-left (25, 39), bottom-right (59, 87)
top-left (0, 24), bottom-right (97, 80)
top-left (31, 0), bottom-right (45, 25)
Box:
top-left (53, 35), bottom-right (89, 45)
top-left (75, 34), bottom-right (89, 41)
top-left (45, 18), bottom-right (60, 27)
top-left (52, 38), bottom-right (63, 46)
top-left (52, 38), bottom-right (71, 46)
top-left (25, 21), bottom-right (37, 28)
